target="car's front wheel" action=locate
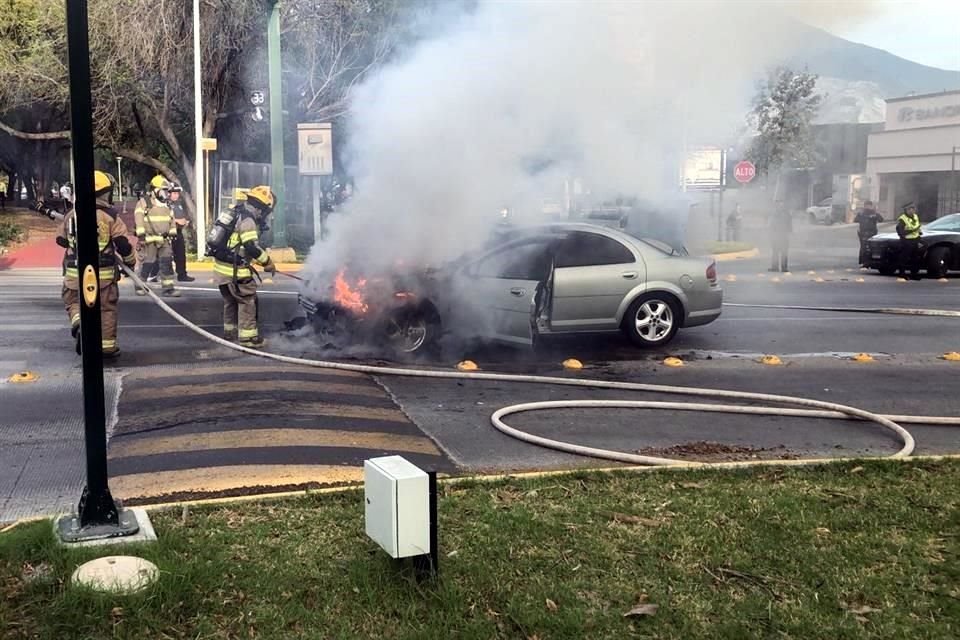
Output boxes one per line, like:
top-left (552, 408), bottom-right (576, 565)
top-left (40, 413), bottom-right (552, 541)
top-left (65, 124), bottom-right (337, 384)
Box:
top-left (926, 246), bottom-right (950, 279)
top-left (623, 294), bottom-right (680, 348)
top-left (378, 304), bottom-right (441, 357)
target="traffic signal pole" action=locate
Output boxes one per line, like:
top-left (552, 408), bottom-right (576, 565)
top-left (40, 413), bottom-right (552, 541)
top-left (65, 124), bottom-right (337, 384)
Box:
top-left (268, 0), bottom-right (286, 247)
top-left (57, 0), bottom-right (139, 543)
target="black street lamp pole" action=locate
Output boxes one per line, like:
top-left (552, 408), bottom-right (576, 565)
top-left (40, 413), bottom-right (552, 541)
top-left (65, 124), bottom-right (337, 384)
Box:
top-left (58, 0), bottom-right (138, 542)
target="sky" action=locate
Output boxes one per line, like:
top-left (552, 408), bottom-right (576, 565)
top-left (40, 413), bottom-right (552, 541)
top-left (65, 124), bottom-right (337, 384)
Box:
top-left (809, 0), bottom-right (960, 71)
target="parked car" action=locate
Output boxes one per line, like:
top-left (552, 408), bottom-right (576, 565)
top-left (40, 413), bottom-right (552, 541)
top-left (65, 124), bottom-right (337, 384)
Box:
top-left (298, 223), bottom-right (722, 355)
top-left (865, 213), bottom-right (960, 278)
top-left (806, 197), bottom-right (837, 225)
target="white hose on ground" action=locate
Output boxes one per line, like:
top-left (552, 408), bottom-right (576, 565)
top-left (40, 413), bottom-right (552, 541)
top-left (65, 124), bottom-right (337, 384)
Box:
top-left (122, 265), bottom-right (960, 466)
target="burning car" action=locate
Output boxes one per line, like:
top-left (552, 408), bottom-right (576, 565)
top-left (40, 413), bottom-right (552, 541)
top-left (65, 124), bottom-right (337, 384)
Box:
top-left (298, 222), bottom-right (723, 355)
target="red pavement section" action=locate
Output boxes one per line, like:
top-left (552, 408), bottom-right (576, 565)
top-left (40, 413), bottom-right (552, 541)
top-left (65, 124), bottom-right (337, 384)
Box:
top-left (0, 237), bottom-right (63, 270)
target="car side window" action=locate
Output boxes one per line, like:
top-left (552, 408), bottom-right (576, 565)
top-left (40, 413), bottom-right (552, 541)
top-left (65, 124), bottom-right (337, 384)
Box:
top-left (555, 232), bottom-right (635, 268)
top-left (475, 241), bottom-right (551, 280)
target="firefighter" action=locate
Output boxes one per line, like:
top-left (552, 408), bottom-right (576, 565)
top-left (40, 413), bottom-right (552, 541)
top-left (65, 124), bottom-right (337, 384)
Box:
top-left (896, 202), bottom-right (923, 280)
top-left (56, 171), bottom-right (136, 357)
top-left (213, 186), bottom-right (276, 348)
top-left (135, 175), bottom-right (180, 297)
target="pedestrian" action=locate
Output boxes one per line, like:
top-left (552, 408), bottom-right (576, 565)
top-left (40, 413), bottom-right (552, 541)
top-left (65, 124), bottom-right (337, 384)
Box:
top-left (726, 204), bottom-right (743, 242)
top-left (896, 202), bottom-right (923, 280)
top-left (0, 187), bottom-right (6, 211)
top-left (769, 201), bottom-right (792, 272)
top-left (134, 175), bottom-right (180, 297)
top-left (56, 171), bottom-right (136, 357)
top-left (854, 200), bottom-right (883, 266)
top-left (212, 186), bottom-right (276, 348)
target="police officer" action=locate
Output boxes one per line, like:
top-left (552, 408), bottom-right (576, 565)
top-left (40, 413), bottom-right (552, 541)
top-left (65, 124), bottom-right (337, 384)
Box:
top-left (57, 171), bottom-right (136, 357)
top-left (896, 202), bottom-right (923, 280)
top-left (213, 186), bottom-right (276, 348)
top-left (854, 200), bottom-right (883, 266)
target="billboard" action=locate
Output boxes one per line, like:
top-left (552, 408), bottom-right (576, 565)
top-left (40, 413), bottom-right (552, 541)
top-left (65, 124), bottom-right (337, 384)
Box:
top-left (682, 147), bottom-right (725, 190)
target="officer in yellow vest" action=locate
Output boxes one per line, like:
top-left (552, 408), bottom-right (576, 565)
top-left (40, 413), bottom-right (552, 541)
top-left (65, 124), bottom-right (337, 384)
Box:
top-left (213, 186), bottom-right (276, 348)
top-left (896, 202), bottom-right (923, 280)
top-left (134, 175), bottom-right (180, 296)
top-left (56, 171), bottom-right (136, 357)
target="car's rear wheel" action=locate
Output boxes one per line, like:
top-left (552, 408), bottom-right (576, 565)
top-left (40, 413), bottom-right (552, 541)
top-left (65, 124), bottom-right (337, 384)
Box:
top-left (623, 294), bottom-right (680, 348)
top-left (926, 246), bottom-right (950, 279)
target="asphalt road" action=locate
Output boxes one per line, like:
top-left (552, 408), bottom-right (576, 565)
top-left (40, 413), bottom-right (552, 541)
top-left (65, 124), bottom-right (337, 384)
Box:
top-left (2, 229), bottom-right (959, 517)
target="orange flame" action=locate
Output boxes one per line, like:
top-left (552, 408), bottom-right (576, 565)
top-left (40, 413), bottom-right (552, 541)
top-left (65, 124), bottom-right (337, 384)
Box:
top-left (333, 269), bottom-right (368, 314)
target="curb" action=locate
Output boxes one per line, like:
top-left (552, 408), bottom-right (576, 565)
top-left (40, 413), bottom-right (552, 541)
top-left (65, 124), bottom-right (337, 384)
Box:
top-left (712, 248), bottom-right (758, 262)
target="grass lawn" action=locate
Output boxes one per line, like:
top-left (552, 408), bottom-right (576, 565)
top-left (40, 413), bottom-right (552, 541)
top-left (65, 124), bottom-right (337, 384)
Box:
top-left (2, 460), bottom-right (958, 639)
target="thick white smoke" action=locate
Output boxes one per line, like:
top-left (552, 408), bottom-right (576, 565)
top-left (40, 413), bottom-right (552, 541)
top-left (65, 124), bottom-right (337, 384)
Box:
top-left (304, 0), bottom-right (873, 289)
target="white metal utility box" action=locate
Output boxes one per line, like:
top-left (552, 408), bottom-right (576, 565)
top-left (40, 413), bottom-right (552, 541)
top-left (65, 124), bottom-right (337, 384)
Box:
top-left (364, 456), bottom-right (430, 559)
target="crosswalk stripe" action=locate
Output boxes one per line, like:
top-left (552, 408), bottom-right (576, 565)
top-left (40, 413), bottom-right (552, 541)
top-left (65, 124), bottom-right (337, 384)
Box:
top-left (115, 401), bottom-right (411, 432)
top-left (109, 428), bottom-right (442, 460)
top-left (122, 379), bottom-right (385, 402)
top-left (110, 464), bottom-right (364, 498)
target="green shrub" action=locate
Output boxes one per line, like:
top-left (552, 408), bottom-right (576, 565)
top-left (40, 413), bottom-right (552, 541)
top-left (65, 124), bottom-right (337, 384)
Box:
top-left (0, 219), bottom-right (24, 248)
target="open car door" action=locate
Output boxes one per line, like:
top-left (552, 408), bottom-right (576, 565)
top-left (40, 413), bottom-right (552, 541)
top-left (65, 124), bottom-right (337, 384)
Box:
top-left (452, 237), bottom-right (557, 345)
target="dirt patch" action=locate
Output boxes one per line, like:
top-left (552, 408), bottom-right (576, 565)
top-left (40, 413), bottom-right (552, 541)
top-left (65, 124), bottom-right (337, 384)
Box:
top-left (637, 441), bottom-right (798, 462)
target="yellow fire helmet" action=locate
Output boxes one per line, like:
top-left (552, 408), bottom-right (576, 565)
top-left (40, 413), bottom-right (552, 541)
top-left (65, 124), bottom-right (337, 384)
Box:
top-left (150, 174), bottom-right (173, 191)
top-left (93, 170), bottom-right (114, 195)
top-left (246, 185), bottom-right (275, 210)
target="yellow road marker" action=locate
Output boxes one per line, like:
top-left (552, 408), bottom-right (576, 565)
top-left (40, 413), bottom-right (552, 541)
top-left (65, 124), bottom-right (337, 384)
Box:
top-left (724, 274), bottom-right (737, 282)
top-left (771, 276), bottom-right (781, 283)
top-left (457, 360), bottom-right (479, 371)
top-left (662, 356), bottom-right (684, 367)
top-left (562, 358), bottom-right (584, 370)
top-left (759, 355), bottom-right (782, 366)
top-left (896, 277), bottom-right (907, 282)
top-left (807, 270), bottom-right (816, 275)
top-left (783, 271), bottom-right (792, 276)
top-left (852, 353), bottom-right (874, 362)
top-left (942, 352), bottom-right (960, 362)
top-left (813, 277), bottom-right (825, 283)
top-left (757, 273), bottom-right (766, 278)
top-left (855, 277), bottom-right (865, 283)
top-left (7, 371), bottom-right (39, 383)
top-left (938, 278), bottom-right (949, 283)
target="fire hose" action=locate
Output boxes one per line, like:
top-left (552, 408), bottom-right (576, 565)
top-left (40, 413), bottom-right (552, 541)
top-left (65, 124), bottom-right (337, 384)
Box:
top-left (120, 264), bottom-right (960, 467)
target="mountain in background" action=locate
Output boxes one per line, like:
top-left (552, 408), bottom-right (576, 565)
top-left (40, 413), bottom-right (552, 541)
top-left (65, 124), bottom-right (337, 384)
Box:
top-left (788, 21), bottom-right (960, 98)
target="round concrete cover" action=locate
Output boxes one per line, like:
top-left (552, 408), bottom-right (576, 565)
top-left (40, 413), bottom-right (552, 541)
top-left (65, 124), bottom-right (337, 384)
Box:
top-left (72, 556), bottom-right (159, 594)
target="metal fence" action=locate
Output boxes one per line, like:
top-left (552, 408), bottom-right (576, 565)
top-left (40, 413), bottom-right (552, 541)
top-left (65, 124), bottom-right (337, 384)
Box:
top-left (214, 160), bottom-right (344, 252)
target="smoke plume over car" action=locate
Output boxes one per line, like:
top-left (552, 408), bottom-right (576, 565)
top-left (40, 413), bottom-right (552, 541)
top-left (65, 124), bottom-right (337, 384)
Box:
top-left (301, 0), bottom-right (875, 301)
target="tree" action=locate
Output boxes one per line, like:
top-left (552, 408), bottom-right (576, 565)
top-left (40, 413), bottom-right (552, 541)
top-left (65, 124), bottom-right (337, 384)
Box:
top-left (746, 67), bottom-right (821, 199)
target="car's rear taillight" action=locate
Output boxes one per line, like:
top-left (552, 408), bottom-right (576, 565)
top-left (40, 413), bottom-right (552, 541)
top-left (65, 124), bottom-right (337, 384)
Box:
top-left (706, 261), bottom-right (717, 284)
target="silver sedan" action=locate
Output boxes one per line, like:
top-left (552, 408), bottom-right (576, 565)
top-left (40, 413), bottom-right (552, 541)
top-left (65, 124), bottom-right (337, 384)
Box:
top-left (299, 222), bottom-right (723, 353)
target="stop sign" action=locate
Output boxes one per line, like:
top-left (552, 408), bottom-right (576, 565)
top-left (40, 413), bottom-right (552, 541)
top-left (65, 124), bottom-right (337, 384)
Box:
top-left (734, 160), bottom-right (756, 184)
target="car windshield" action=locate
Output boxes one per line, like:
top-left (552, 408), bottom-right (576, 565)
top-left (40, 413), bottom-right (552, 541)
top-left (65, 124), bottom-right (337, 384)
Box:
top-left (924, 215), bottom-right (960, 232)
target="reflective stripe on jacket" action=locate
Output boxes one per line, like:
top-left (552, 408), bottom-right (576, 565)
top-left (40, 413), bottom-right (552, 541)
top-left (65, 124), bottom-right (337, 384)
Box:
top-left (897, 213), bottom-right (921, 240)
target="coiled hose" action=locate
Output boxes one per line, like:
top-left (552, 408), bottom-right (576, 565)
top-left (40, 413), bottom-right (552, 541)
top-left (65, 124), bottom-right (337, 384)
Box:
top-left (121, 265), bottom-right (960, 466)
